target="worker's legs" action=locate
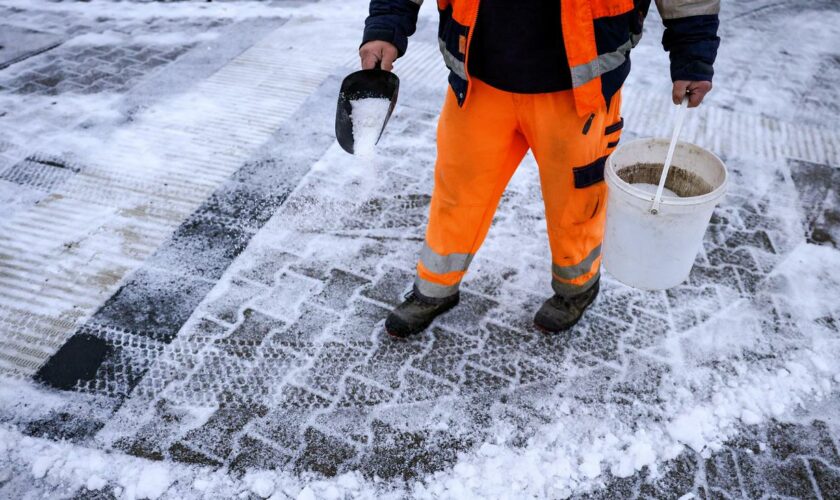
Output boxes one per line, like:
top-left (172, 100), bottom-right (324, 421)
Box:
top-left (414, 79), bottom-right (529, 298)
top-left (518, 89), bottom-right (623, 297)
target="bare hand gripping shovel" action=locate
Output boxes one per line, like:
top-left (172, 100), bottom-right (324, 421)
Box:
top-left (335, 62), bottom-right (399, 154)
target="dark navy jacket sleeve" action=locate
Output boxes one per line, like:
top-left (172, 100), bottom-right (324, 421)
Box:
top-left (362, 0), bottom-right (423, 57)
top-left (647, 0), bottom-right (721, 82)
top-left (662, 14), bottom-right (720, 81)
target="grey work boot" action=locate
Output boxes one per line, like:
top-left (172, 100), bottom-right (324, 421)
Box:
top-left (385, 288), bottom-right (460, 339)
top-left (533, 279), bottom-right (600, 334)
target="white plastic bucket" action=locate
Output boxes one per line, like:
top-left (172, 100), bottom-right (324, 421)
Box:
top-left (602, 138), bottom-right (728, 290)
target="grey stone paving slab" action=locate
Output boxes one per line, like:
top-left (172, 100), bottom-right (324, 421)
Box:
top-left (0, 25), bottom-right (62, 70)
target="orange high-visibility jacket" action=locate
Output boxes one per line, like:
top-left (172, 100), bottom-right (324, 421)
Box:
top-left (362, 0), bottom-right (721, 116)
top-left (439, 0), bottom-right (636, 115)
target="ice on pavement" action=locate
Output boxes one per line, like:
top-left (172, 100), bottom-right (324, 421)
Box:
top-left (351, 97), bottom-right (391, 157)
top-left (0, 0), bottom-right (839, 499)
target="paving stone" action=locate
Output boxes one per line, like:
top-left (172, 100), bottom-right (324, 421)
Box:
top-left (297, 341), bottom-right (368, 397)
top-left (435, 290), bottom-right (498, 337)
top-left (360, 265), bottom-right (414, 306)
top-left (459, 363), bottom-right (512, 394)
top-left (461, 262), bottom-right (519, 299)
top-left (294, 427), bottom-right (357, 477)
top-left (197, 181), bottom-right (291, 231)
top-left (612, 355), bottom-right (669, 405)
top-left (411, 328), bottom-right (480, 385)
top-left (110, 399), bottom-right (190, 462)
top-left (90, 267), bottom-right (216, 344)
top-left (467, 322), bottom-right (539, 379)
top-left (175, 405), bottom-right (268, 461)
top-left (734, 450), bottom-right (770, 498)
top-left (23, 411), bottom-right (104, 443)
top-left (147, 215), bottom-right (253, 282)
top-left (34, 333), bottom-right (111, 391)
top-left (767, 420), bottom-right (840, 466)
top-left (809, 459), bottom-right (840, 499)
top-left (202, 277), bottom-right (267, 324)
top-left (365, 420), bottom-right (471, 481)
top-left (638, 453), bottom-right (698, 499)
top-left (168, 442), bottom-right (222, 467)
top-left (704, 450), bottom-right (742, 497)
top-left (313, 269), bottom-right (372, 311)
top-left (395, 370), bottom-right (456, 404)
top-left (1, 43), bottom-right (193, 94)
top-left (335, 376), bottom-right (393, 408)
top-left (70, 488), bottom-right (118, 500)
top-left (568, 314), bottom-right (628, 364)
top-left (229, 435), bottom-right (293, 476)
top-left (626, 310), bottom-right (670, 349)
top-left (237, 249), bottom-right (299, 285)
top-left (574, 473), bottom-right (640, 499)
top-left (563, 364), bottom-right (620, 405)
top-left (329, 300), bottom-right (386, 346)
top-left (254, 385), bottom-right (332, 451)
top-left (762, 458), bottom-right (819, 499)
top-left (0, 25), bottom-right (62, 70)
top-left (790, 159), bottom-right (840, 249)
top-left (353, 336), bottom-right (427, 390)
top-left (251, 271), bottom-right (321, 322)
top-left (278, 303), bottom-right (340, 344)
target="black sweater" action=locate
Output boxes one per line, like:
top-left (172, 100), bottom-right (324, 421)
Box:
top-left (467, 0), bottom-right (572, 94)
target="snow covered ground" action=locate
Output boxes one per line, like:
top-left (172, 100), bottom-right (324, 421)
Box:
top-left (1, 0), bottom-right (839, 499)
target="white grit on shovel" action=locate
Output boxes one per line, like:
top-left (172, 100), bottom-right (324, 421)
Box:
top-left (350, 97), bottom-right (391, 157)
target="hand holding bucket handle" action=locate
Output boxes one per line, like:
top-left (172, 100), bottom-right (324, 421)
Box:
top-left (650, 95), bottom-right (689, 215)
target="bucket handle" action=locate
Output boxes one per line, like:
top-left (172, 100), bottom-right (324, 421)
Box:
top-left (650, 95), bottom-right (689, 215)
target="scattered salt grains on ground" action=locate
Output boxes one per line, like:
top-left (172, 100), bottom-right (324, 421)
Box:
top-left (351, 97), bottom-right (391, 157)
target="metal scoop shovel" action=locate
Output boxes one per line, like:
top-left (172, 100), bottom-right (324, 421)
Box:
top-left (335, 62), bottom-right (400, 154)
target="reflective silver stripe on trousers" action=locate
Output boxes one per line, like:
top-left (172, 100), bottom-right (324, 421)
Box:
top-left (420, 243), bottom-right (474, 275)
top-left (551, 245), bottom-right (602, 281)
top-left (630, 32), bottom-right (643, 48)
top-left (415, 276), bottom-right (460, 299)
top-left (552, 271), bottom-right (600, 297)
top-left (570, 39), bottom-right (633, 89)
top-left (408, 0), bottom-right (423, 4)
top-left (656, 0), bottom-right (719, 19)
top-left (438, 38), bottom-right (467, 81)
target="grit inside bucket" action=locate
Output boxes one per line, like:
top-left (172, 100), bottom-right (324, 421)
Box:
top-left (602, 138), bottom-right (728, 290)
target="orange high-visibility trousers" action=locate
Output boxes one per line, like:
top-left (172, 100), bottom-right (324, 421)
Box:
top-left (415, 79), bottom-right (623, 298)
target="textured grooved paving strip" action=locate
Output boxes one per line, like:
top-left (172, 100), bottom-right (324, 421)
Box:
top-left (0, 19), bottom-right (352, 377)
top-left (621, 87), bottom-right (840, 165)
